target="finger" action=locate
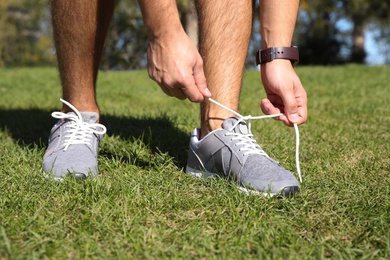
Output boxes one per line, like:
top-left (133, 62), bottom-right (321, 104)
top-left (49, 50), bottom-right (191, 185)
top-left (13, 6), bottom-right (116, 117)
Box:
top-left (280, 88), bottom-right (299, 124)
top-left (159, 85), bottom-right (173, 97)
top-left (294, 98), bottom-right (308, 125)
top-left (169, 85), bottom-right (187, 100)
top-left (260, 98), bottom-right (291, 126)
top-left (159, 85), bottom-right (186, 100)
top-left (295, 106), bottom-right (308, 125)
top-left (178, 75), bottom-right (204, 102)
top-left (289, 81), bottom-right (308, 125)
top-left (260, 98), bottom-right (281, 115)
top-left (193, 59), bottom-right (211, 98)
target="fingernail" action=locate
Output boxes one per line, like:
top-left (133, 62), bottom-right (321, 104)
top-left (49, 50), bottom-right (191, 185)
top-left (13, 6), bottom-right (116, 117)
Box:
top-left (204, 88), bottom-right (211, 97)
top-left (290, 113), bottom-right (299, 123)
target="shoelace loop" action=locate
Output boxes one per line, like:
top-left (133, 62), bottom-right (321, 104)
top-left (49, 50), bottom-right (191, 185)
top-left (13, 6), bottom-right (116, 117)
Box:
top-left (51, 99), bottom-right (107, 151)
top-left (209, 98), bottom-right (302, 183)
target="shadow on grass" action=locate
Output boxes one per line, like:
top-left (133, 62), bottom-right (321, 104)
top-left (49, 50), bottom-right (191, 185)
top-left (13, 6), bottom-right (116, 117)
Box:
top-left (100, 113), bottom-right (190, 168)
top-left (0, 108), bottom-right (190, 168)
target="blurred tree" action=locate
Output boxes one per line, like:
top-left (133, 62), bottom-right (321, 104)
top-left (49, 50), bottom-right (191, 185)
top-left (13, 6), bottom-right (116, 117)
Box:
top-left (339, 0), bottom-right (390, 63)
top-left (247, 0), bottom-right (260, 67)
top-left (101, 0), bottom-right (147, 70)
top-left (177, 0), bottom-right (198, 46)
top-left (1, 0), bottom-right (388, 67)
top-left (101, 0), bottom-right (198, 70)
top-left (0, 0), bottom-right (55, 67)
top-left (295, 0), bottom-right (390, 64)
top-left (296, 0), bottom-right (345, 65)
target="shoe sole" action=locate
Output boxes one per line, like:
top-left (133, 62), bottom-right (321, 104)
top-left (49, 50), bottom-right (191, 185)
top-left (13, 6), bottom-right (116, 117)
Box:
top-left (41, 168), bottom-right (91, 181)
top-left (186, 165), bottom-right (299, 198)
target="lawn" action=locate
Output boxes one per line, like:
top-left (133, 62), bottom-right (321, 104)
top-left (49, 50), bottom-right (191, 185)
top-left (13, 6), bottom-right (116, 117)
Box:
top-left (0, 65), bottom-right (389, 259)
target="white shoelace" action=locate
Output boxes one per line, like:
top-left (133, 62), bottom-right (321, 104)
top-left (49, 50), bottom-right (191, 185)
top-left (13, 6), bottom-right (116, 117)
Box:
top-left (209, 98), bottom-right (302, 183)
top-left (51, 99), bottom-right (107, 151)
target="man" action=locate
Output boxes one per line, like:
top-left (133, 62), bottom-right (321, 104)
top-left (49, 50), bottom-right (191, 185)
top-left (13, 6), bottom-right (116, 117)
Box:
top-left (43, 0), bottom-right (307, 197)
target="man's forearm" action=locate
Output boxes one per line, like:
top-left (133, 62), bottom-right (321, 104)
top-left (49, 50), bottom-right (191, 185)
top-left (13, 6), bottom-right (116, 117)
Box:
top-left (138, 0), bottom-right (183, 39)
top-left (260, 0), bottom-right (299, 48)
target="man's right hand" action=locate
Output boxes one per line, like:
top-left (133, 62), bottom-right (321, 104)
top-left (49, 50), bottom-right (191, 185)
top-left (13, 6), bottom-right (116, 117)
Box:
top-left (147, 29), bottom-right (211, 102)
top-left (260, 59), bottom-right (307, 126)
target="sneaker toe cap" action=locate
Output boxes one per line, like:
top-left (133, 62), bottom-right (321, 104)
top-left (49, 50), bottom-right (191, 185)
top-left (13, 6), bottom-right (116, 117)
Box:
top-left (42, 147), bottom-right (98, 179)
top-left (239, 156), bottom-right (300, 196)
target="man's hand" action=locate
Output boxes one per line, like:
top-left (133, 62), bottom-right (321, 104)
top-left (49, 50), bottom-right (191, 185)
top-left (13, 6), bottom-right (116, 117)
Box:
top-left (138, 0), bottom-right (210, 102)
top-left (147, 29), bottom-right (211, 102)
top-left (260, 59), bottom-right (307, 126)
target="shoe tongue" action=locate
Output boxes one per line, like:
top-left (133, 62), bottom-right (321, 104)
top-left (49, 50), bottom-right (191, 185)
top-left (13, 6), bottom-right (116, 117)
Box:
top-left (67, 112), bottom-right (99, 124)
top-left (222, 117), bottom-right (249, 134)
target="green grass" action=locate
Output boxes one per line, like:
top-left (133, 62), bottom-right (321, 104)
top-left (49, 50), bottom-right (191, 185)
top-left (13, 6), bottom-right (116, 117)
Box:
top-left (0, 65), bottom-right (389, 259)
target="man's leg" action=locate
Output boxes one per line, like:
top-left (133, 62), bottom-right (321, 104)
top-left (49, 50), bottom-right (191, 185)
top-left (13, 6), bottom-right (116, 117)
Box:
top-left (51, 0), bottom-right (115, 115)
top-left (43, 0), bottom-right (114, 179)
top-left (187, 0), bottom-right (299, 197)
top-left (196, 0), bottom-right (253, 138)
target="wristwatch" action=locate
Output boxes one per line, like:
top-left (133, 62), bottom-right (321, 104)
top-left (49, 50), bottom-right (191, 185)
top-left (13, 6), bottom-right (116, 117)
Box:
top-left (256, 46), bottom-right (299, 66)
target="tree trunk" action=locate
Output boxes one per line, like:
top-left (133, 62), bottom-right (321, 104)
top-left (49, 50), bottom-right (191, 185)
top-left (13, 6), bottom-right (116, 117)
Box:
top-left (351, 16), bottom-right (366, 63)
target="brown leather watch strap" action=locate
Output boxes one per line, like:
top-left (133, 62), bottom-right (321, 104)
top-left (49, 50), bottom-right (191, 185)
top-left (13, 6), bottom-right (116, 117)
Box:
top-left (256, 46), bottom-right (299, 66)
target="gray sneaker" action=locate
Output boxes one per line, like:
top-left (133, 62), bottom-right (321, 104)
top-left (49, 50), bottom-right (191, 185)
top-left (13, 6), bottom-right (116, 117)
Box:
top-left (42, 99), bottom-right (107, 180)
top-left (186, 117), bottom-right (299, 197)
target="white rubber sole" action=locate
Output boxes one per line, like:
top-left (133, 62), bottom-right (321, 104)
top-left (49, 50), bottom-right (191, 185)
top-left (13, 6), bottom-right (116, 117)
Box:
top-left (185, 165), bottom-right (277, 197)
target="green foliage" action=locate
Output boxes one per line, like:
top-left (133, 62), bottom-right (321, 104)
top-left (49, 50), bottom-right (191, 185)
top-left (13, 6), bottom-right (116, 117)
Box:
top-left (101, 0), bottom-right (148, 70)
top-left (0, 66), bottom-right (389, 258)
top-left (296, 0), bottom-right (345, 64)
top-left (0, 0), bottom-right (55, 67)
top-left (101, 0), bottom-right (197, 70)
top-left (340, 0), bottom-right (390, 63)
top-left (299, 0), bottom-right (390, 64)
top-left (0, 0), bottom-right (389, 67)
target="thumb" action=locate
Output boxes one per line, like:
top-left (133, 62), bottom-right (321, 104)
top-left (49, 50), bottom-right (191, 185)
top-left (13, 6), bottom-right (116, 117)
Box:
top-left (282, 90), bottom-right (299, 124)
top-left (193, 60), bottom-right (211, 98)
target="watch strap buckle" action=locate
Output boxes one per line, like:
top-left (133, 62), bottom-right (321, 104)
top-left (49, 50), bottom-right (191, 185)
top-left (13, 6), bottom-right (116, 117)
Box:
top-left (256, 46), bottom-right (299, 66)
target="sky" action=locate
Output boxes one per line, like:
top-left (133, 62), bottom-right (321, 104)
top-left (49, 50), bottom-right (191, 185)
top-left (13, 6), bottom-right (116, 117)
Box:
top-left (366, 31), bottom-right (387, 65)
top-left (336, 19), bottom-right (387, 65)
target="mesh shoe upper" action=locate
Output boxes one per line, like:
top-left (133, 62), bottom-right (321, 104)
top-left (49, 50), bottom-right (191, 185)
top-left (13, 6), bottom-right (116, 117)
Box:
top-left (186, 117), bottom-right (299, 196)
top-left (42, 100), bottom-right (106, 180)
